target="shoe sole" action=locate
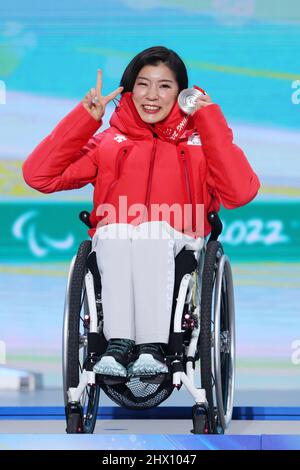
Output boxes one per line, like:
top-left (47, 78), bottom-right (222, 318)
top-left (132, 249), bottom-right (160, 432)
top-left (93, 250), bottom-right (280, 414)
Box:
top-left (93, 356), bottom-right (127, 377)
top-left (128, 353), bottom-right (168, 376)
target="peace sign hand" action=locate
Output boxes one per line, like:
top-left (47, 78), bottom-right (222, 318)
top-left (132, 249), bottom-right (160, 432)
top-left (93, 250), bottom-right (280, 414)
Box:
top-left (82, 69), bottom-right (124, 122)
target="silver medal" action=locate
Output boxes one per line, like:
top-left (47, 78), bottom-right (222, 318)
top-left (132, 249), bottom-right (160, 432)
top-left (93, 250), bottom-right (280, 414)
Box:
top-left (178, 88), bottom-right (204, 114)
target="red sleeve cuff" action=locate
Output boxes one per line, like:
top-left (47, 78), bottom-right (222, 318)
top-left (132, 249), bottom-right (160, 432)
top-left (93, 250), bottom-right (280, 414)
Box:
top-left (192, 104), bottom-right (229, 140)
top-left (51, 102), bottom-right (103, 141)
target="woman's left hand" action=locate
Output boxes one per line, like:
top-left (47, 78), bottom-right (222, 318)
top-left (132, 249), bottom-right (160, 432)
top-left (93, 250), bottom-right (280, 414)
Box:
top-left (191, 94), bottom-right (214, 115)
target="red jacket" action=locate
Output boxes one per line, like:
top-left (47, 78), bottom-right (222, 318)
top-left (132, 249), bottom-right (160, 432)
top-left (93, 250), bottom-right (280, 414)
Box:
top-left (23, 92), bottom-right (260, 239)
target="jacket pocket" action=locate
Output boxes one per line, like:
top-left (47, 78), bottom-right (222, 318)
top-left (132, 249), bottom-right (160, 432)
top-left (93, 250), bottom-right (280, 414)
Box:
top-left (102, 146), bottom-right (130, 204)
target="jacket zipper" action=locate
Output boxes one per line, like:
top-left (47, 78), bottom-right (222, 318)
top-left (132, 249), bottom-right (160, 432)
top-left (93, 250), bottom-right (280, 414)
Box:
top-left (180, 149), bottom-right (196, 233)
top-left (144, 137), bottom-right (157, 217)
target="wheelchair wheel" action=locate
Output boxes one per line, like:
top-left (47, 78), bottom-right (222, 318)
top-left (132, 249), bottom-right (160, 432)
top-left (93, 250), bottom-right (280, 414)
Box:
top-left (63, 240), bottom-right (100, 434)
top-left (199, 240), bottom-right (235, 434)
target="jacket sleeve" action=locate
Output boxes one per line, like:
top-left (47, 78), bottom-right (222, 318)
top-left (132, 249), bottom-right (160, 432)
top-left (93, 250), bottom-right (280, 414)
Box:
top-left (193, 104), bottom-right (260, 208)
top-left (22, 102), bottom-right (103, 193)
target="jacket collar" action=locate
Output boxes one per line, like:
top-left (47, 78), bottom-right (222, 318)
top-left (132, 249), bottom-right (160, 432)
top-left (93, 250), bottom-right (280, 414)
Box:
top-left (109, 91), bottom-right (194, 142)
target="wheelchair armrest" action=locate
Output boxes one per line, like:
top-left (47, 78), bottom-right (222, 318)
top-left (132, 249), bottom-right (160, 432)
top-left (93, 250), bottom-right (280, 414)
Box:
top-left (207, 211), bottom-right (223, 242)
top-left (79, 210), bottom-right (92, 228)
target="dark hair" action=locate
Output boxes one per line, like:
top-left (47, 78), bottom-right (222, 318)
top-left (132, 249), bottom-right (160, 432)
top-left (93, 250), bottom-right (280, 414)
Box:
top-left (120, 46), bottom-right (188, 94)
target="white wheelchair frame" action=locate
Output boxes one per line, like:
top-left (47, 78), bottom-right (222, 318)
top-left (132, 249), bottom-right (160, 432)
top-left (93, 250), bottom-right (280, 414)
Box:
top-left (63, 223), bottom-right (235, 434)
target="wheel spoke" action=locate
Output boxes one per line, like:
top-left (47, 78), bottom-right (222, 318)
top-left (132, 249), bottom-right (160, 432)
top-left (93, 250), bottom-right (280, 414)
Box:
top-left (221, 352), bottom-right (227, 367)
top-left (82, 386), bottom-right (92, 409)
top-left (85, 387), bottom-right (95, 418)
top-left (80, 288), bottom-right (86, 314)
top-left (211, 373), bottom-right (216, 388)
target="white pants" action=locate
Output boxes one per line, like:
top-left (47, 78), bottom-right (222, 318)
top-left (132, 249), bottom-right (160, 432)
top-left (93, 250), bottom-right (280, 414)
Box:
top-left (91, 221), bottom-right (204, 344)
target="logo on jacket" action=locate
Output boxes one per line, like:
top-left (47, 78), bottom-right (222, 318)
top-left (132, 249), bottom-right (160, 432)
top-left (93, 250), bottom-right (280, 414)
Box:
top-left (114, 134), bottom-right (127, 143)
top-left (187, 132), bottom-right (202, 146)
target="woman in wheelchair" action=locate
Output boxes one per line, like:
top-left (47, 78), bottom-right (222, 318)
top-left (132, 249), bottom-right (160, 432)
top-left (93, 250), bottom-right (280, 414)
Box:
top-left (90, 219), bottom-right (205, 378)
top-left (23, 46), bottom-right (260, 433)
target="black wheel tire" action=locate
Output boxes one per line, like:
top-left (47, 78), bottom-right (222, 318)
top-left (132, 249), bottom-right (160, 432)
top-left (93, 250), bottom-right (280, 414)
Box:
top-left (65, 240), bottom-right (100, 434)
top-left (199, 240), bottom-right (224, 434)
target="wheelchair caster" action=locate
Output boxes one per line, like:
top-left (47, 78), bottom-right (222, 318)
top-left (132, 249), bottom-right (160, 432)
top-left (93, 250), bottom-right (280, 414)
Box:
top-left (65, 402), bottom-right (84, 434)
top-left (191, 404), bottom-right (210, 434)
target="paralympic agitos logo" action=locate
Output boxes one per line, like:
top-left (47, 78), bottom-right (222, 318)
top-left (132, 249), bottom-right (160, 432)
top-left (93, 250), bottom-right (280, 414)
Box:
top-left (12, 210), bottom-right (74, 257)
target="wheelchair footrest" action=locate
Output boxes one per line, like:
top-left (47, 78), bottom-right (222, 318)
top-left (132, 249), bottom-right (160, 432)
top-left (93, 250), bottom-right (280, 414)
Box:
top-left (139, 372), bottom-right (170, 384)
top-left (96, 372), bottom-right (171, 386)
top-left (96, 374), bottom-right (128, 386)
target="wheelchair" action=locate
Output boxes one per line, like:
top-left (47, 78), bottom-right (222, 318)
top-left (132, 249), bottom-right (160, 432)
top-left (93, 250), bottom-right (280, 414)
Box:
top-left (62, 211), bottom-right (235, 434)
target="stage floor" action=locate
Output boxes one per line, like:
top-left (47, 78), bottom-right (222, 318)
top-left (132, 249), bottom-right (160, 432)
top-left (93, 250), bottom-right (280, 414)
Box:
top-left (1, 418), bottom-right (300, 435)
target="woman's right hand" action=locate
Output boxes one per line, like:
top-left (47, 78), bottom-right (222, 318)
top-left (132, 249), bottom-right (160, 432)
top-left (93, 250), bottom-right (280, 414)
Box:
top-left (82, 69), bottom-right (124, 122)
